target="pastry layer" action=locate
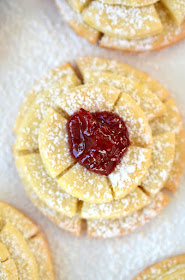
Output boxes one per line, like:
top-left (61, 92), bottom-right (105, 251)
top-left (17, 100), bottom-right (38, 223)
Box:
top-left (0, 202), bottom-right (54, 280)
top-left (55, 0), bottom-right (185, 52)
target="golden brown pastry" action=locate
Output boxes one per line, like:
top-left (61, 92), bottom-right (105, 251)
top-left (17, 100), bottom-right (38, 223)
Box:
top-left (0, 201), bottom-right (54, 279)
top-left (55, 0), bottom-right (185, 52)
top-left (14, 57), bottom-right (185, 237)
top-left (133, 254), bottom-right (185, 279)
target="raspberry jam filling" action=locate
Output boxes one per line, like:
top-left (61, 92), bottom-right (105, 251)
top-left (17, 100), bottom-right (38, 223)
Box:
top-left (67, 108), bottom-right (130, 176)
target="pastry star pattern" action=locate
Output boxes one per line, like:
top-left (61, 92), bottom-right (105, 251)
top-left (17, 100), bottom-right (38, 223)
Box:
top-left (14, 57), bottom-right (185, 237)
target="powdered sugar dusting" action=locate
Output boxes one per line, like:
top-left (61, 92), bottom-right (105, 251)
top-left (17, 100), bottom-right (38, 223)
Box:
top-left (100, 3), bottom-right (185, 52)
top-left (16, 153), bottom-right (78, 216)
top-left (55, 84), bottom-right (120, 115)
top-left (39, 108), bottom-right (75, 178)
top-left (134, 254), bottom-right (185, 279)
top-left (109, 146), bottom-right (151, 198)
top-left (57, 163), bottom-right (113, 203)
top-left (114, 92), bottom-right (153, 146)
top-left (14, 65), bottom-right (80, 151)
top-left (81, 188), bottom-right (150, 219)
top-left (84, 71), bottom-right (166, 121)
top-left (141, 132), bottom-right (175, 196)
top-left (0, 202), bottom-right (54, 280)
top-left (83, 2), bottom-right (162, 40)
top-left (56, 0), bottom-right (185, 52)
top-left (1, 1), bottom-right (185, 280)
top-left (87, 192), bottom-right (168, 238)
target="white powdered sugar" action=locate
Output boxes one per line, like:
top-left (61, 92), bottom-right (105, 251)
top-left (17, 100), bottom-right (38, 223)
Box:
top-left (83, 2), bottom-right (161, 38)
top-left (1, 1), bottom-right (185, 280)
top-left (55, 84), bottom-right (120, 115)
top-left (109, 146), bottom-right (151, 198)
top-left (0, 202), bottom-right (54, 280)
top-left (56, 0), bottom-right (185, 52)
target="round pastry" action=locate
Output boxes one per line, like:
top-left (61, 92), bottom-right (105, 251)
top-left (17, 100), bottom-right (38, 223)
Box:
top-left (55, 0), bottom-right (185, 52)
top-left (14, 57), bottom-right (185, 238)
top-left (0, 201), bottom-right (54, 279)
top-left (133, 254), bottom-right (185, 279)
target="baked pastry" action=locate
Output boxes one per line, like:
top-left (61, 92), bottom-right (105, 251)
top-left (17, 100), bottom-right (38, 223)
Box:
top-left (13, 57), bottom-right (185, 237)
top-left (0, 201), bottom-right (54, 279)
top-left (55, 0), bottom-right (185, 52)
top-left (133, 254), bottom-right (185, 279)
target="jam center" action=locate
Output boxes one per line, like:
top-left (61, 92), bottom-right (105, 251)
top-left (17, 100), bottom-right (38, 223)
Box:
top-left (67, 108), bottom-right (130, 176)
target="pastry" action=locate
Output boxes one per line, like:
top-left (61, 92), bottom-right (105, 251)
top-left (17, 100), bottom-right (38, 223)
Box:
top-left (55, 0), bottom-right (185, 52)
top-left (133, 254), bottom-right (185, 279)
top-left (14, 57), bottom-right (185, 237)
top-left (0, 201), bottom-right (54, 279)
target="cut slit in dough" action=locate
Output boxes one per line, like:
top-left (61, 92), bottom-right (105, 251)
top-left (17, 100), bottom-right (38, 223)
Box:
top-left (14, 58), bottom-right (184, 238)
top-left (0, 202), bottom-right (54, 279)
top-left (0, 223), bottom-right (39, 280)
top-left (83, 70), bottom-right (166, 121)
top-left (114, 92), bottom-right (153, 147)
top-left (150, 98), bottom-right (185, 191)
top-left (39, 107), bottom-right (74, 178)
top-left (82, 2), bottom-right (163, 40)
top-left (57, 163), bottom-right (113, 204)
top-left (76, 56), bottom-right (169, 101)
top-left (80, 187), bottom-right (150, 219)
top-left (14, 63), bottom-right (81, 151)
top-left (109, 146), bottom-right (152, 199)
top-left (141, 132), bottom-right (175, 196)
top-left (87, 192), bottom-right (169, 238)
top-left (56, 0), bottom-right (185, 52)
top-left (14, 153), bottom-right (78, 216)
top-left (55, 84), bottom-right (121, 116)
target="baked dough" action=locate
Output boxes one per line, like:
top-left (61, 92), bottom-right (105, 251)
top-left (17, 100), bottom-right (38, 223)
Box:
top-left (0, 201), bottom-right (54, 279)
top-left (133, 254), bottom-right (185, 279)
top-left (55, 0), bottom-right (185, 52)
top-left (14, 57), bottom-right (185, 237)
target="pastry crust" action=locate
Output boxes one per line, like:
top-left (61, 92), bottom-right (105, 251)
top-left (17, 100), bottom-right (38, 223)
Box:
top-left (83, 71), bottom-right (166, 121)
top-left (14, 63), bottom-right (81, 151)
top-left (150, 98), bottom-right (185, 191)
top-left (14, 58), bottom-right (185, 237)
top-left (141, 132), bottom-right (175, 196)
top-left (109, 146), bottom-right (152, 199)
top-left (87, 192), bottom-right (169, 238)
top-left (55, 0), bottom-right (100, 44)
top-left (80, 187), bottom-right (151, 219)
top-left (39, 108), bottom-right (75, 178)
top-left (76, 56), bottom-right (169, 101)
top-left (55, 0), bottom-right (185, 52)
top-left (25, 184), bottom-right (82, 236)
top-left (99, 0), bottom-right (158, 6)
top-left (0, 201), bottom-right (54, 280)
top-left (100, 2), bottom-right (185, 52)
top-left (133, 254), bottom-right (185, 279)
top-left (82, 2), bottom-right (163, 40)
top-left (14, 153), bottom-right (78, 216)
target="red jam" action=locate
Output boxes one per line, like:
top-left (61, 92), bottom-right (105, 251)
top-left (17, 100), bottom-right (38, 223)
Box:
top-left (67, 108), bottom-right (130, 176)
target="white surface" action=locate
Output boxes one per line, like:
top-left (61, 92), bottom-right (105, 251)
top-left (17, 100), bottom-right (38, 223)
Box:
top-left (0, 0), bottom-right (185, 279)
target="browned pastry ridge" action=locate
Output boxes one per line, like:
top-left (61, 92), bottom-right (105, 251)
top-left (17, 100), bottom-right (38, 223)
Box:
top-left (0, 201), bottom-right (54, 279)
top-left (13, 57), bottom-right (185, 237)
top-left (55, 0), bottom-right (185, 52)
top-left (133, 254), bottom-right (185, 279)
